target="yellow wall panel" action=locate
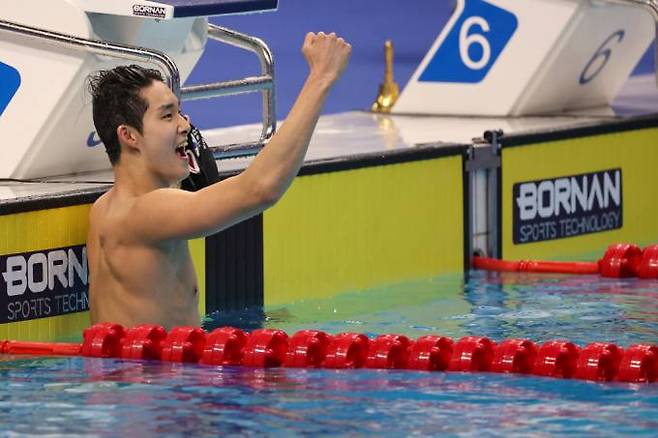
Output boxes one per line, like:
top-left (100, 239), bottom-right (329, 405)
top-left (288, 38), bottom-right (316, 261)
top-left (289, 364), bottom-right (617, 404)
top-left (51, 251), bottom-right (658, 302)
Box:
top-left (263, 156), bottom-right (464, 305)
top-left (189, 237), bottom-right (206, 316)
top-left (502, 128), bottom-right (658, 260)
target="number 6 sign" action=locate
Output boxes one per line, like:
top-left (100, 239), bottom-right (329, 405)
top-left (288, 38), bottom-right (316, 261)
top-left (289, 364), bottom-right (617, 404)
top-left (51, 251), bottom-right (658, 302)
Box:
top-left (393, 0), bottom-right (654, 116)
top-left (419, 0), bottom-right (518, 84)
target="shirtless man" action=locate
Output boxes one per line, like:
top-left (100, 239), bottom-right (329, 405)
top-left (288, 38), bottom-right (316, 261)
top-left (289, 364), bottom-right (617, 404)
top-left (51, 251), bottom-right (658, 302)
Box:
top-left (86, 32), bottom-right (351, 329)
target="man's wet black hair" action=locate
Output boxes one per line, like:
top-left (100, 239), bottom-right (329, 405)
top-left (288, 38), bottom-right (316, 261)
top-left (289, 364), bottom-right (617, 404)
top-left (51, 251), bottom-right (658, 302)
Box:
top-left (87, 65), bottom-right (164, 165)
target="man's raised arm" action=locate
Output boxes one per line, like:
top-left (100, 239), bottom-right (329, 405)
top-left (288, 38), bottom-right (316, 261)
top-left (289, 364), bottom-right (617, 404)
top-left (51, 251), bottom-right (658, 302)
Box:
top-left (238, 32), bottom-right (352, 202)
top-left (131, 32), bottom-right (351, 241)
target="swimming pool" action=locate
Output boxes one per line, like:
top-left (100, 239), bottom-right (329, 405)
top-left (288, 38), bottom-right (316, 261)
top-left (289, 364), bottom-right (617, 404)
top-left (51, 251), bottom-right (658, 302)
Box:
top-left (1, 271), bottom-right (657, 435)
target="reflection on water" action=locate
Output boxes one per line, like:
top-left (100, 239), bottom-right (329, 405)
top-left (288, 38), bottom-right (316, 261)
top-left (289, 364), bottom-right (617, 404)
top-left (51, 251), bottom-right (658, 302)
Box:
top-left (206, 271), bottom-right (658, 347)
top-left (2, 271), bottom-right (658, 435)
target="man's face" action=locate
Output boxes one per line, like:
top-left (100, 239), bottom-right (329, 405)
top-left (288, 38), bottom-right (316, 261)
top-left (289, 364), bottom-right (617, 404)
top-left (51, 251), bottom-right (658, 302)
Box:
top-left (138, 80), bottom-right (191, 185)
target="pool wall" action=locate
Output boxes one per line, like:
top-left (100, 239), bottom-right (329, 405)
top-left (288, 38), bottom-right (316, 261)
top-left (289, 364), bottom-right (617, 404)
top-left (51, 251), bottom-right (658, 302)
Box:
top-left (205, 145), bottom-right (468, 311)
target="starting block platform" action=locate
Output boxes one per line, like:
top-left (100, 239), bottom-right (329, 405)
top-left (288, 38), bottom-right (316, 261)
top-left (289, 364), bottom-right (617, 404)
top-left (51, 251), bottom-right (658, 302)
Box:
top-left (80, 0), bottom-right (278, 19)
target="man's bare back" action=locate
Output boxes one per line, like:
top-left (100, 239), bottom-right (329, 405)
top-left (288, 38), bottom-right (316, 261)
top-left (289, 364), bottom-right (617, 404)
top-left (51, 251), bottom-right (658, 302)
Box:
top-left (86, 32), bottom-right (351, 329)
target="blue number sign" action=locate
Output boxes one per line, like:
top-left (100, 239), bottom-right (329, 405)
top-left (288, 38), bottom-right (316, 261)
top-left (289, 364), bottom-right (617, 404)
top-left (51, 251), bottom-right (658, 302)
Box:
top-left (0, 61), bottom-right (21, 117)
top-left (419, 0), bottom-right (518, 84)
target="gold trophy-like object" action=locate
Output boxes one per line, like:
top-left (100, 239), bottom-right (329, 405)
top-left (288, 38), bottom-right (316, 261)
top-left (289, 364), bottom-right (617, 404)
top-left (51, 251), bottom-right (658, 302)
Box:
top-left (371, 40), bottom-right (400, 113)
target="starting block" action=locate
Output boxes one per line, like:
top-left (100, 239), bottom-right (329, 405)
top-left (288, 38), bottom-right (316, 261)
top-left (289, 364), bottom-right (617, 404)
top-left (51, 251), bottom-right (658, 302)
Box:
top-left (0, 0), bottom-right (277, 179)
top-left (394, 0), bottom-right (656, 116)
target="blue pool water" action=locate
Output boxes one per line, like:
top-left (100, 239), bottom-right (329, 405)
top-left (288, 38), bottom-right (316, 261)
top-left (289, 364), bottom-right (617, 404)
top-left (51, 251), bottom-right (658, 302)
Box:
top-left (2, 271), bottom-right (658, 436)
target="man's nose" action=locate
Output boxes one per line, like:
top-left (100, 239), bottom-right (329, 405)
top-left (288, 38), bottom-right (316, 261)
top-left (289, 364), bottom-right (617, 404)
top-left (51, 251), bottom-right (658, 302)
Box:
top-left (179, 112), bottom-right (191, 134)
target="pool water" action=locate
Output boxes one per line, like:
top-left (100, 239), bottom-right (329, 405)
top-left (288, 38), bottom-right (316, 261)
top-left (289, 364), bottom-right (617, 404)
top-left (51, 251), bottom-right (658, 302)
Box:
top-left (1, 271), bottom-right (658, 436)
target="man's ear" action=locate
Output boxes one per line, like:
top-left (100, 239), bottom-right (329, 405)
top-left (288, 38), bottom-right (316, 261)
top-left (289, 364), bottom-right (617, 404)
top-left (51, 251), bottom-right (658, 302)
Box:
top-left (116, 124), bottom-right (140, 153)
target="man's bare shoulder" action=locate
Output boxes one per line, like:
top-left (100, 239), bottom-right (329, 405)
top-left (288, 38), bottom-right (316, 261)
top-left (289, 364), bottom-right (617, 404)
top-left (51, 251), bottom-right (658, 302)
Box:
top-left (90, 189), bottom-right (120, 223)
top-left (91, 187), bottom-right (196, 244)
top-left (89, 189), bottom-right (136, 241)
top-left (91, 190), bottom-right (111, 214)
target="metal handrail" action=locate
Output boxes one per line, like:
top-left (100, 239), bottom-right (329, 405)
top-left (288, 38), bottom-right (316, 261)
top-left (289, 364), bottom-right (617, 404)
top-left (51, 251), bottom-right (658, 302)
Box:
top-left (600, 0), bottom-right (658, 85)
top-left (0, 18), bottom-right (276, 159)
top-left (181, 24), bottom-right (276, 158)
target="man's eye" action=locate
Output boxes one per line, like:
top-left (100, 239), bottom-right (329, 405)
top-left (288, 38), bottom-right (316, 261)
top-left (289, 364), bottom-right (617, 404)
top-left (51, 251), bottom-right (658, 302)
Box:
top-left (163, 114), bottom-right (173, 119)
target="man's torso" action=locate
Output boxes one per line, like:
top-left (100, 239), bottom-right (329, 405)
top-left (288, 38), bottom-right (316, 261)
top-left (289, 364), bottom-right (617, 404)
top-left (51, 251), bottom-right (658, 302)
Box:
top-left (87, 190), bottom-right (200, 330)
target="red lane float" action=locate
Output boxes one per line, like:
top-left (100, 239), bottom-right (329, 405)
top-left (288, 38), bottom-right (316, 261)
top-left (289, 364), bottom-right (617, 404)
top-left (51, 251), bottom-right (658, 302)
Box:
top-left (473, 257), bottom-right (599, 275)
top-left (407, 335), bottom-right (453, 371)
top-left (616, 344), bottom-right (658, 383)
top-left (449, 336), bottom-right (495, 372)
top-left (121, 324), bottom-right (167, 360)
top-left (637, 244), bottom-right (658, 279)
top-left (1, 340), bottom-right (81, 356)
top-left (285, 330), bottom-right (332, 368)
top-left (534, 340), bottom-right (580, 379)
top-left (323, 333), bottom-right (369, 369)
top-left (201, 327), bottom-right (248, 366)
top-left (2, 323), bottom-right (656, 384)
top-left (473, 242), bottom-right (658, 279)
top-left (366, 334), bottom-right (412, 369)
top-left (492, 339), bottom-right (537, 374)
top-left (575, 342), bottom-right (622, 382)
top-left (160, 326), bottom-right (206, 363)
top-left (599, 243), bottom-right (643, 278)
top-left (242, 329), bottom-right (288, 367)
top-left (81, 322), bottom-right (125, 358)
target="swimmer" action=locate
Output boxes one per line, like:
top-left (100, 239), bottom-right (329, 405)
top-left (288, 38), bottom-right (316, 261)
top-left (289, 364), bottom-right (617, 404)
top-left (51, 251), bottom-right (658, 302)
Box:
top-left (86, 32), bottom-right (351, 330)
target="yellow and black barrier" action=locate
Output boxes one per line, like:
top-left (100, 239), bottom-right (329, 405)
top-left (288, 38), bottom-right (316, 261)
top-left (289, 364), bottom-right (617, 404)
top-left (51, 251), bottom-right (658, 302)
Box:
top-left (205, 145), bottom-right (469, 312)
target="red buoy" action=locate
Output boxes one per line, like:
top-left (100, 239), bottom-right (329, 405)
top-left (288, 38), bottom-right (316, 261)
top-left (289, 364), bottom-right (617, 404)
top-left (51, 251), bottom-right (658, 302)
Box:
top-left (160, 326), bottom-right (206, 363)
top-left (241, 329), bottom-right (288, 367)
top-left (616, 344), bottom-right (658, 383)
top-left (492, 339), bottom-right (537, 374)
top-left (121, 324), bottom-right (167, 360)
top-left (284, 330), bottom-right (332, 368)
top-left (81, 322), bottom-right (125, 358)
top-left (575, 342), bottom-right (623, 381)
top-left (599, 243), bottom-right (643, 278)
top-left (323, 333), bottom-right (369, 369)
top-left (366, 334), bottom-right (411, 369)
top-left (534, 340), bottom-right (580, 378)
top-left (200, 327), bottom-right (248, 366)
top-left (407, 335), bottom-right (453, 371)
top-left (449, 336), bottom-right (495, 372)
top-left (636, 245), bottom-right (658, 279)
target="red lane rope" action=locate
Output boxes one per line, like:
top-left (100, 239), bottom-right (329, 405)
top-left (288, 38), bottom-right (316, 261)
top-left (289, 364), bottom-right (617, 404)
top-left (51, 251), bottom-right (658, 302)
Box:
top-left (473, 257), bottom-right (599, 274)
top-left (1, 323), bottom-right (656, 384)
top-left (473, 242), bottom-right (658, 278)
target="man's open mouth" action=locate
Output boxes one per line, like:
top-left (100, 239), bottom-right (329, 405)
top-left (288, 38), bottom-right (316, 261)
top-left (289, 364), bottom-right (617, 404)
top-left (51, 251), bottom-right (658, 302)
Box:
top-left (175, 141), bottom-right (187, 159)
top-left (176, 141), bottom-right (200, 173)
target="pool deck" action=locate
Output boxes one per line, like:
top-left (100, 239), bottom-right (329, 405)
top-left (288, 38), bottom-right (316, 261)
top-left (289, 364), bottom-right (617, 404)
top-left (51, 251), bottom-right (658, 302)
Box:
top-left (1, 73), bottom-right (657, 211)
